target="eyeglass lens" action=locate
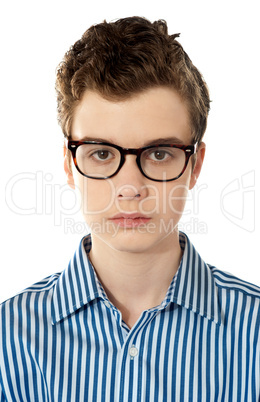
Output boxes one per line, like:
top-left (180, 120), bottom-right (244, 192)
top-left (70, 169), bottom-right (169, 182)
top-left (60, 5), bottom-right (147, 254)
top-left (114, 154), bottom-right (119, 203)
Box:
top-left (75, 144), bottom-right (187, 181)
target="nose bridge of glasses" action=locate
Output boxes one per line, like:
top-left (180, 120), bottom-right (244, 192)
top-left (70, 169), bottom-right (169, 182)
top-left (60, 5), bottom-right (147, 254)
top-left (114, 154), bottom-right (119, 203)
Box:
top-left (119, 148), bottom-right (142, 169)
top-left (122, 147), bottom-right (142, 157)
top-left (117, 148), bottom-right (143, 178)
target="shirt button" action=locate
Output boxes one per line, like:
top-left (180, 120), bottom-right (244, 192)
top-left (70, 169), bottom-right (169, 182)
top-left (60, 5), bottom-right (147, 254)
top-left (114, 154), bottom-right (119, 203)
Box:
top-left (129, 345), bottom-right (138, 359)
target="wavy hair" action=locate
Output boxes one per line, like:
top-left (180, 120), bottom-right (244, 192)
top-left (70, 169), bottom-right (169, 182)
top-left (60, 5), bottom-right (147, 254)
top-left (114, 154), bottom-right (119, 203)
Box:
top-left (56, 17), bottom-right (210, 143)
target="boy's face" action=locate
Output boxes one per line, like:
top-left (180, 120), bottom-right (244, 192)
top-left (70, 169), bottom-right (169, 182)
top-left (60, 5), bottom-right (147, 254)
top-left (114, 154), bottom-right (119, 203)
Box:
top-left (65, 87), bottom-right (205, 253)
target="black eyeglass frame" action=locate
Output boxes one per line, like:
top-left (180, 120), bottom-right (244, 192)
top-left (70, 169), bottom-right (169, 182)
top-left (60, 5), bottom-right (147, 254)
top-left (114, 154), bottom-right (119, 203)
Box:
top-left (66, 139), bottom-right (198, 182)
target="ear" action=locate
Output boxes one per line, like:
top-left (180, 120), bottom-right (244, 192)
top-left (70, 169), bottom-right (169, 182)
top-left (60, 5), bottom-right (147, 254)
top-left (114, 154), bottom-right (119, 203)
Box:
top-left (189, 142), bottom-right (206, 190)
top-left (63, 142), bottom-right (75, 189)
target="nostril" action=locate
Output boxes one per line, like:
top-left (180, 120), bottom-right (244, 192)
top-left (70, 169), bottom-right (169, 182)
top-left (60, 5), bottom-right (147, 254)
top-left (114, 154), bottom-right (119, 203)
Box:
top-left (118, 193), bottom-right (141, 198)
top-left (117, 184), bottom-right (141, 198)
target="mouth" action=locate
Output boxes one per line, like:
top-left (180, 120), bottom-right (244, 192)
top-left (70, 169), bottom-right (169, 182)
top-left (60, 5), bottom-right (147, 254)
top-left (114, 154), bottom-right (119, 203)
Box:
top-left (109, 213), bottom-right (151, 228)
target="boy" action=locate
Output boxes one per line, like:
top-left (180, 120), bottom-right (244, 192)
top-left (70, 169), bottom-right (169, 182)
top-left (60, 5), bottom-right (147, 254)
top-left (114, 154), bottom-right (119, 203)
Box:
top-left (1, 16), bottom-right (259, 401)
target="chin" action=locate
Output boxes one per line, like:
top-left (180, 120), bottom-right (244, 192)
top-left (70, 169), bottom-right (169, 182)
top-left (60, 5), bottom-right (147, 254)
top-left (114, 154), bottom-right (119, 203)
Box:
top-left (94, 228), bottom-right (176, 254)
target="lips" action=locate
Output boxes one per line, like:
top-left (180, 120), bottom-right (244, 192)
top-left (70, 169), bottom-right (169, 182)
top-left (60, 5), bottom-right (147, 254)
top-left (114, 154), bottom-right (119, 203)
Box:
top-left (109, 213), bottom-right (151, 228)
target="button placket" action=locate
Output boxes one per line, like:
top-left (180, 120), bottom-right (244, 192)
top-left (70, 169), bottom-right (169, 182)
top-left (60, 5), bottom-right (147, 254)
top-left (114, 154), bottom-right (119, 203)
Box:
top-left (129, 345), bottom-right (138, 359)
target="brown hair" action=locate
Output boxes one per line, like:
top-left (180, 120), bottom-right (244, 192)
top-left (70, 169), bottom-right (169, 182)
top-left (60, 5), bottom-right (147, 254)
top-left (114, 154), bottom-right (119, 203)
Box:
top-left (56, 16), bottom-right (210, 143)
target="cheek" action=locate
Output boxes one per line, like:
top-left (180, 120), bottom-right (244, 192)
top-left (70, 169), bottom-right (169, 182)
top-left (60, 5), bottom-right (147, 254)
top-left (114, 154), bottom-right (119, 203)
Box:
top-left (76, 177), bottom-right (116, 217)
top-left (167, 183), bottom-right (189, 216)
top-left (167, 167), bottom-right (192, 215)
top-left (138, 180), bottom-right (189, 216)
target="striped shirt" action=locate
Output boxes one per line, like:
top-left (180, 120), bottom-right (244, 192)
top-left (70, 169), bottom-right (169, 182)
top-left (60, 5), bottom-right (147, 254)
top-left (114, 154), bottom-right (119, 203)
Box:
top-left (0, 232), bottom-right (260, 401)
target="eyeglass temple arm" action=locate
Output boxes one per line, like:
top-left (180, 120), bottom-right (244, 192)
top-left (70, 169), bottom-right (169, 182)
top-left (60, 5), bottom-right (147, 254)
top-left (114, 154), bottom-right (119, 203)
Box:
top-left (64, 138), bottom-right (69, 149)
top-left (193, 142), bottom-right (199, 154)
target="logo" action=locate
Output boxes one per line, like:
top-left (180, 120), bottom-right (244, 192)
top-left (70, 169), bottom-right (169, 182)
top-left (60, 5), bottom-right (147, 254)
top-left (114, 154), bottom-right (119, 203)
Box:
top-left (220, 171), bottom-right (255, 232)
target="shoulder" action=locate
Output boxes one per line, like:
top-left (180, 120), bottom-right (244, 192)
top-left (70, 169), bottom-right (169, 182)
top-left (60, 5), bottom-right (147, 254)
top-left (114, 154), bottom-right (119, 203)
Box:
top-left (210, 264), bottom-right (260, 299)
top-left (0, 272), bottom-right (61, 312)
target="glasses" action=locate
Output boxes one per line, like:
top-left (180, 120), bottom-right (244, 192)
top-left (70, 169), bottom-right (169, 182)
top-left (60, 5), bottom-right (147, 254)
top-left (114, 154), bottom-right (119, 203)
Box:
top-left (66, 140), bottom-right (198, 182)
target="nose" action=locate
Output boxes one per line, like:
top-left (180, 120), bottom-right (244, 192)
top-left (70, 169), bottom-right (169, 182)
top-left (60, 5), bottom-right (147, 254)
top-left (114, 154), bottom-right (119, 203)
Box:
top-left (115, 155), bottom-right (148, 200)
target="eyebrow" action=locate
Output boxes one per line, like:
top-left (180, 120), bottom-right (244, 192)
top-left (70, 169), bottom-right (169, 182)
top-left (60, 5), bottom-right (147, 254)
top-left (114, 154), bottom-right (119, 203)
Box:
top-left (142, 137), bottom-right (185, 146)
top-left (73, 136), bottom-right (185, 146)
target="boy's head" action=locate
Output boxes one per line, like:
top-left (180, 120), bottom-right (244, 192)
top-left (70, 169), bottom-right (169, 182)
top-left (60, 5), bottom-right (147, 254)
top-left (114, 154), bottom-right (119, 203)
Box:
top-left (58, 17), bottom-right (209, 252)
top-left (56, 16), bottom-right (210, 144)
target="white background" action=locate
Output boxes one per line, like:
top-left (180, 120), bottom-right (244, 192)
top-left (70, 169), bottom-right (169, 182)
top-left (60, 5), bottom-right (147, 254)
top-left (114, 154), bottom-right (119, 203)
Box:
top-left (0, 0), bottom-right (259, 303)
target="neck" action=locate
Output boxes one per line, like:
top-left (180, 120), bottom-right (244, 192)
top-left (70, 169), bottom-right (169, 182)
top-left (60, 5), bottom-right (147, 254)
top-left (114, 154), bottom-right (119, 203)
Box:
top-left (88, 231), bottom-right (182, 328)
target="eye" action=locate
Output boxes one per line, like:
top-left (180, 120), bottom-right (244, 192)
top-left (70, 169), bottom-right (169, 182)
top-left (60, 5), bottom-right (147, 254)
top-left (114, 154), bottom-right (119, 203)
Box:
top-left (147, 149), bottom-right (172, 162)
top-left (151, 150), bottom-right (167, 160)
top-left (88, 147), bottom-right (117, 162)
top-left (92, 150), bottom-right (113, 160)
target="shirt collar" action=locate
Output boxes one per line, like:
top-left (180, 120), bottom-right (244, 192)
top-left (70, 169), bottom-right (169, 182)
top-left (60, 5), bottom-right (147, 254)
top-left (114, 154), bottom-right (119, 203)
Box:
top-left (51, 232), bottom-right (222, 326)
top-left (51, 235), bottom-right (103, 324)
top-left (172, 232), bottom-right (223, 326)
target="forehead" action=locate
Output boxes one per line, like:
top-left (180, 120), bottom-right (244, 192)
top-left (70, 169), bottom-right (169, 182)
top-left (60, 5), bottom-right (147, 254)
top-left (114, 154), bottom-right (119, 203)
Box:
top-left (71, 87), bottom-right (192, 146)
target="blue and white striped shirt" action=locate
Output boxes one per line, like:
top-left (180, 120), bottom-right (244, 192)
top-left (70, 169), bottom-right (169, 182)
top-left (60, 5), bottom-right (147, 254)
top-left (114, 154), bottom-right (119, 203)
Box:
top-left (1, 232), bottom-right (260, 401)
